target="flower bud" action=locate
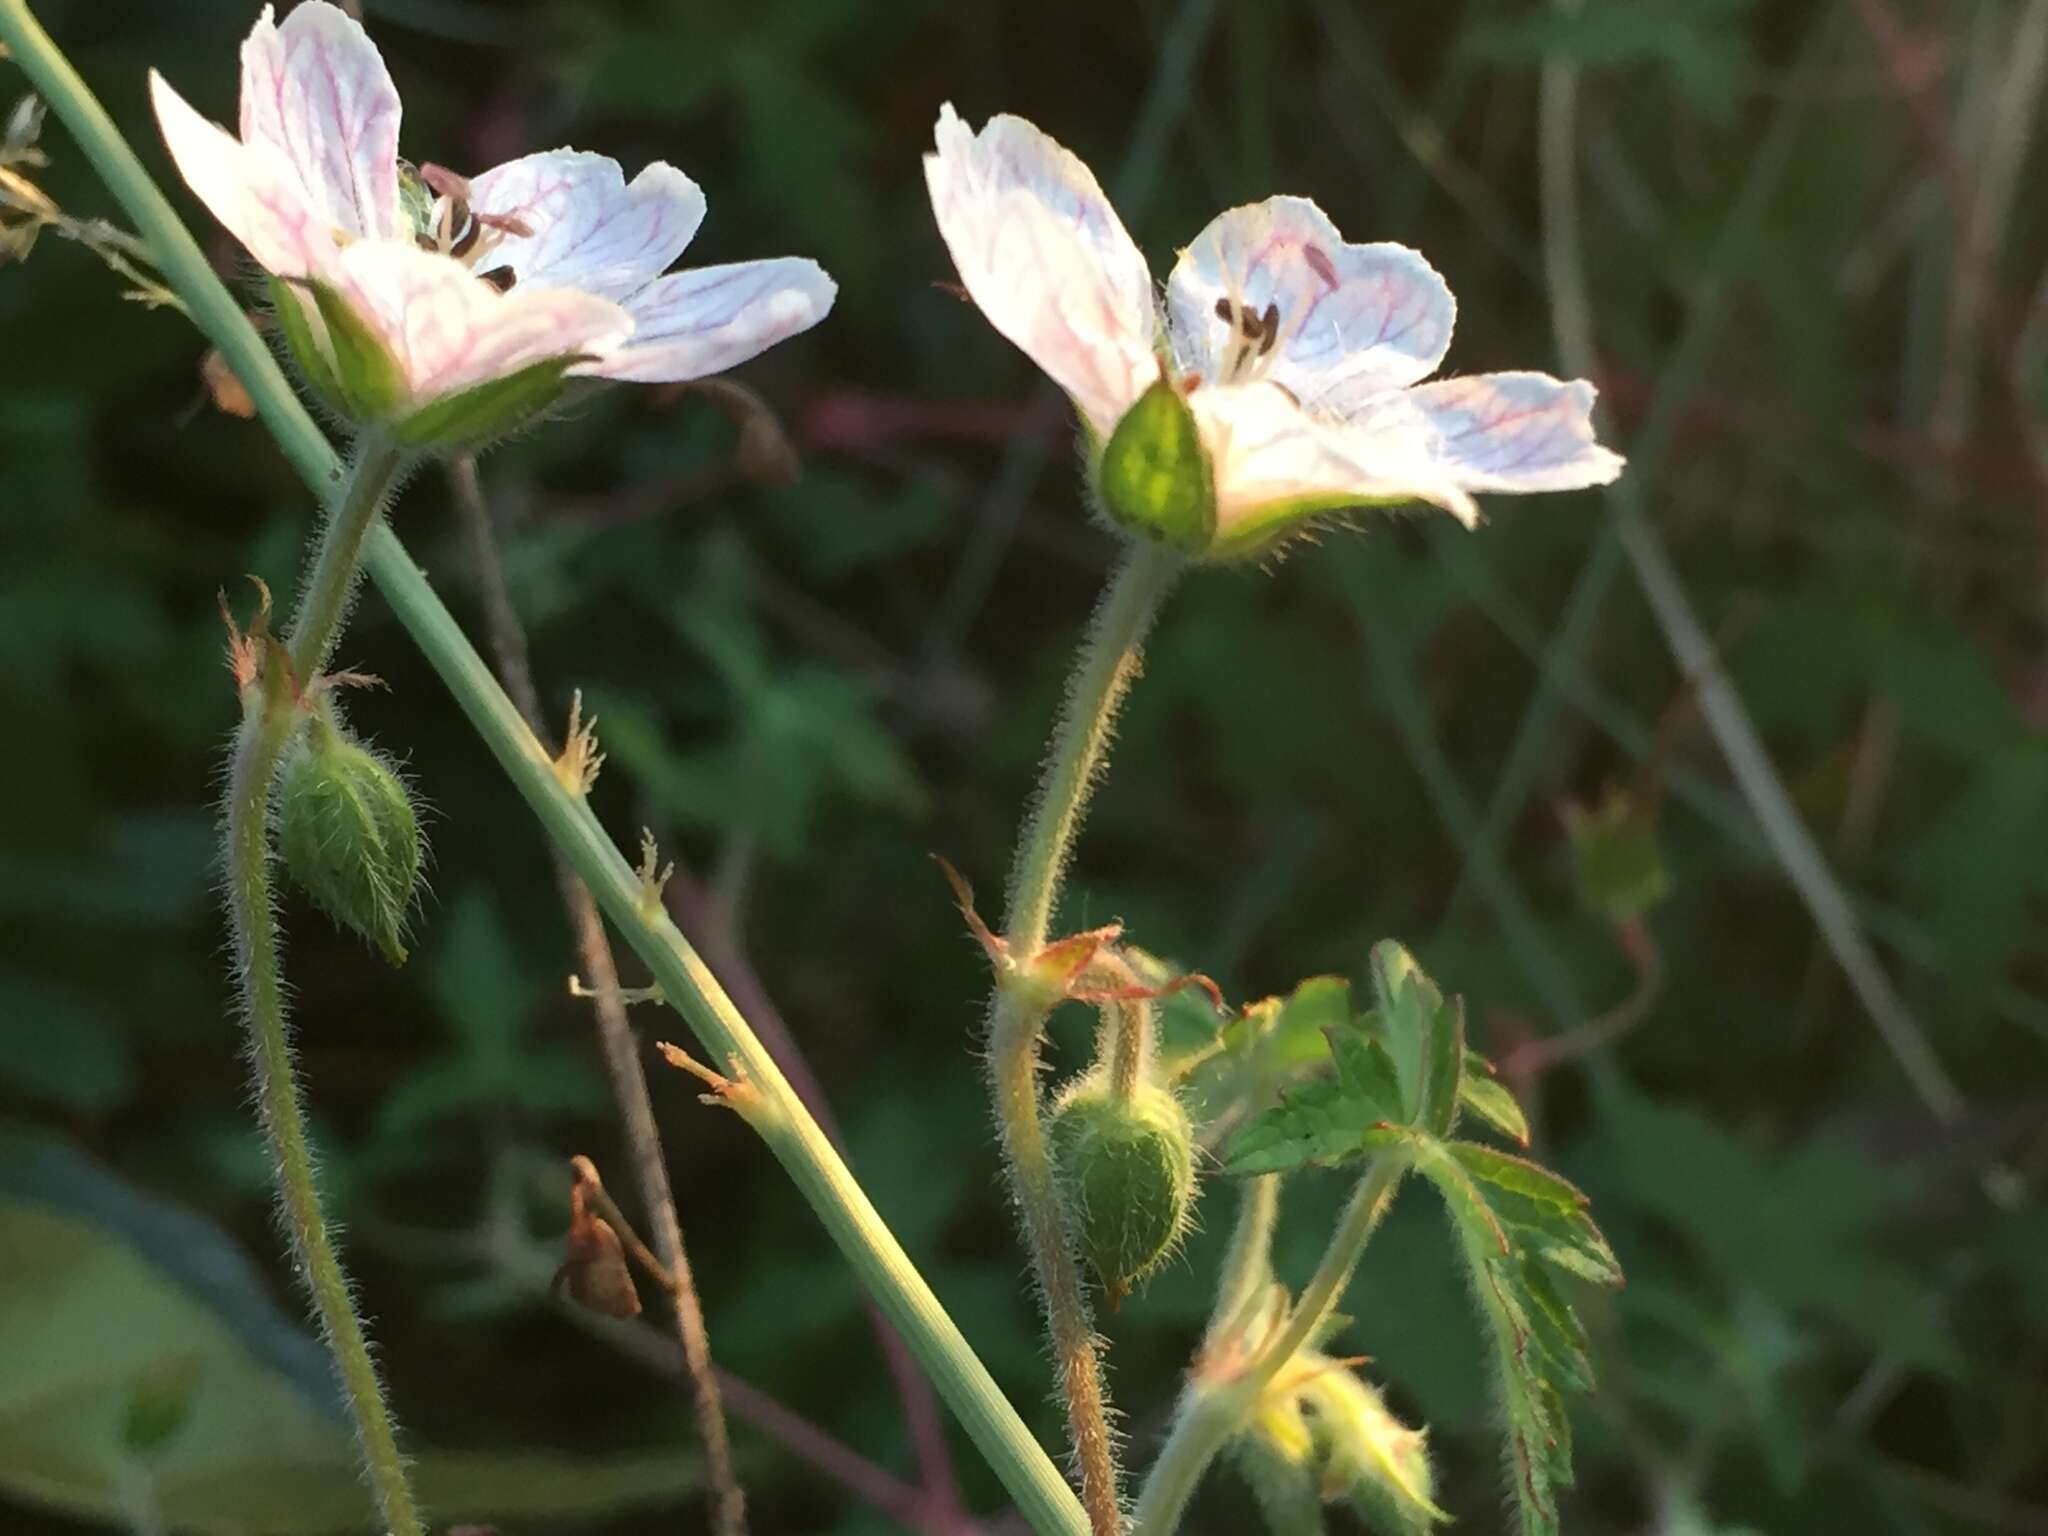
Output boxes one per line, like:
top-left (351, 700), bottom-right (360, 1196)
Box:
top-left (1303, 1368), bottom-right (1445, 1533)
top-left (1047, 1068), bottom-right (1197, 1304)
top-left (278, 719), bottom-right (422, 965)
top-left (1094, 376), bottom-right (1217, 552)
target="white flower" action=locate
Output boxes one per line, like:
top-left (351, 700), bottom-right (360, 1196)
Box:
top-left (150, 1), bottom-right (834, 425)
top-left (924, 105), bottom-right (1623, 551)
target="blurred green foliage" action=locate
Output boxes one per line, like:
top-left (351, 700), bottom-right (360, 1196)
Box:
top-left (3, 0), bottom-right (2046, 1533)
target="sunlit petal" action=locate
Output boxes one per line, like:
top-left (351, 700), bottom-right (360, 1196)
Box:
top-left (1193, 382), bottom-right (1477, 534)
top-left (327, 240), bottom-right (633, 400)
top-left (1406, 372), bottom-right (1625, 495)
top-left (470, 150), bottom-right (706, 301)
top-left (925, 103), bottom-right (1157, 437)
top-left (151, 70), bottom-right (335, 278)
top-left (591, 258), bottom-right (835, 383)
top-left (1167, 197), bottom-right (1453, 404)
top-left (238, 1), bottom-right (400, 241)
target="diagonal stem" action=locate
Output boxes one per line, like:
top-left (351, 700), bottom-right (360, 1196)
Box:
top-left (450, 457), bottom-right (746, 1536)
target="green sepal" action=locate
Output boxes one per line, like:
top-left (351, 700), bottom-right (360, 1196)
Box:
top-left (267, 278), bottom-right (347, 416)
top-left (1208, 490), bottom-right (1412, 560)
top-left (394, 354), bottom-right (590, 454)
top-left (1095, 376), bottom-right (1217, 552)
top-left (292, 275), bottom-right (407, 421)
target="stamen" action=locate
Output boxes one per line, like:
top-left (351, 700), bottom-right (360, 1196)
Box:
top-left (1257, 301), bottom-right (1280, 355)
top-left (478, 265), bottom-right (517, 293)
top-left (1214, 297), bottom-right (1235, 324)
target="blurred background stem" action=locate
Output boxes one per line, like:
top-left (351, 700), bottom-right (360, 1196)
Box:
top-left (449, 455), bottom-right (747, 1536)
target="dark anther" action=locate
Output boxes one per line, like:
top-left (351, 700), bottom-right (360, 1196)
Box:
top-left (478, 265), bottom-right (517, 293)
top-left (1258, 302), bottom-right (1280, 354)
top-left (1214, 296), bottom-right (1235, 323)
top-left (447, 202), bottom-right (481, 258)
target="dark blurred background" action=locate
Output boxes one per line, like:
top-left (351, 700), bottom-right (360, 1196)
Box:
top-left (4, 0), bottom-right (2047, 1532)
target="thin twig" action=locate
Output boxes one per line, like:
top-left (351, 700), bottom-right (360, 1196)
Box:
top-left (450, 456), bottom-right (747, 1536)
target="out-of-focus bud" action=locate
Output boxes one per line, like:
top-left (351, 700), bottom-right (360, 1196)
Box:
top-left (1566, 786), bottom-right (1670, 924)
top-left (277, 716), bottom-right (422, 965)
top-left (1047, 1068), bottom-right (1197, 1305)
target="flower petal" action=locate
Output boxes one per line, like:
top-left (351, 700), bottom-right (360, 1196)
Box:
top-left (151, 70), bottom-right (335, 278)
top-left (1406, 373), bottom-right (1625, 494)
top-left (1167, 197), bottom-right (1454, 406)
top-left (1193, 382), bottom-right (1476, 538)
top-left (469, 151), bottom-right (706, 301)
top-left (924, 103), bottom-right (1157, 438)
top-left (238, 2), bottom-right (401, 241)
top-left (326, 241), bottom-right (633, 401)
top-left (589, 258), bottom-right (835, 383)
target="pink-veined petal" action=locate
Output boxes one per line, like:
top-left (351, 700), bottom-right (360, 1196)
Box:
top-left (1194, 382), bottom-right (1478, 532)
top-left (151, 69), bottom-right (336, 278)
top-left (326, 240), bottom-right (633, 401)
top-left (924, 103), bottom-right (1157, 438)
top-left (1406, 373), bottom-right (1625, 495)
top-left (470, 150), bottom-right (706, 301)
top-left (238, 2), bottom-right (400, 241)
top-left (588, 258), bottom-right (835, 383)
top-left (1167, 197), bottom-right (1454, 407)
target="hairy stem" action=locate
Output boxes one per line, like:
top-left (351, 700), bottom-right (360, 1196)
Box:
top-left (451, 457), bottom-right (746, 1536)
top-left (224, 442), bottom-right (419, 1536)
top-left (991, 542), bottom-right (1180, 1534)
top-left (1131, 1157), bottom-right (1403, 1534)
top-left (1005, 544), bottom-right (1182, 957)
top-left (1205, 1174), bottom-right (1280, 1352)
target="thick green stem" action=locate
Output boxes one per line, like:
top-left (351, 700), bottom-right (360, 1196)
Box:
top-left (224, 445), bottom-right (420, 1536)
top-left (1131, 1157), bottom-right (1404, 1535)
top-left (992, 542), bottom-right (1180, 1534)
top-left (0, 10), bottom-right (1087, 1528)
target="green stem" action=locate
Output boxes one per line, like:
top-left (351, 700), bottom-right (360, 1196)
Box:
top-left (0, 8), bottom-right (1088, 1530)
top-left (289, 436), bottom-right (401, 680)
top-left (990, 984), bottom-right (1124, 1536)
top-left (1204, 1173), bottom-right (1279, 1351)
top-left (991, 541), bottom-right (1179, 1534)
top-left (224, 445), bottom-right (420, 1536)
top-left (1005, 543), bottom-right (1182, 957)
top-left (1106, 994), bottom-right (1150, 1101)
top-left (1131, 1156), bottom-right (1404, 1535)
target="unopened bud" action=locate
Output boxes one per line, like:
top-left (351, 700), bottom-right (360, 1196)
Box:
top-left (278, 719), bottom-right (422, 965)
top-left (1047, 1069), bottom-right (1197, 1305)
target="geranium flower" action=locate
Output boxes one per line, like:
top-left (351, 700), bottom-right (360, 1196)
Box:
top-left (924, 105), bottom-right (1622, 554)
top-left (150, 1), bottom-right (834, 443)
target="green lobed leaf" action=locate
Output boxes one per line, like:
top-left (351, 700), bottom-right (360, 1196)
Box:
top-left (1400, 1132), bottom-right (1623, 1536)
top-left (1226, 1076), bottom-right (1387, 1176)
top-left (1458, 1054), bottom-right (1531, 1146)
top-left (1095, 375), bottom-right (1217, 551)
top-left (1368, 941), bottom-right (1444, 1124)
top-left (299, 276), bottom-right (407, 420)
top-left (1417, 995), bottom-right (1465, 1138)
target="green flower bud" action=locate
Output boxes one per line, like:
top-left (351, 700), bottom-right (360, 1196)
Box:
top-left (1566, 786), bottom-right (1670, 923)
top-left (1302, 1368), bottom-right (1445, 1534)
top-left (278, 718), bottom-right (422, 965)
top-left (1047, 1069), bottom-right (1197, 1304)
top-left (1094, 376), bottom-right (1217, 552)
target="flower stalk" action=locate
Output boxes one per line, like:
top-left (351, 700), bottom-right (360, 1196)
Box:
top-left (988, 541), bottom-right (1179, 1534)
top-left (222, 437), bottom-right (420, 1536)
